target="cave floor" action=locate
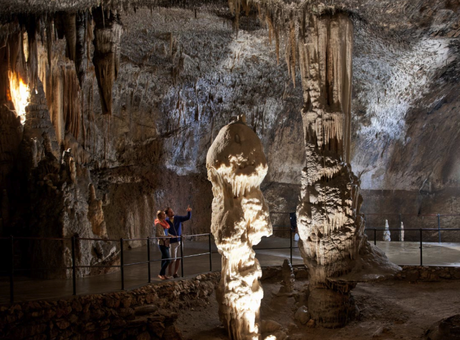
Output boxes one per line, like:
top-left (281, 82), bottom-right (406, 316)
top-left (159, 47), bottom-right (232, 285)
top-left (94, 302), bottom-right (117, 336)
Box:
top-left (176, 278), bottom-right (460, 340)
top-left (1, 237), bottom-right (459, 304)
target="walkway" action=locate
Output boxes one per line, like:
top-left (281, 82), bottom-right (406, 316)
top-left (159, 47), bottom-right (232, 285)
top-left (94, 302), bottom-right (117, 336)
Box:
top-left (1, 237), bottom-right (459, 304)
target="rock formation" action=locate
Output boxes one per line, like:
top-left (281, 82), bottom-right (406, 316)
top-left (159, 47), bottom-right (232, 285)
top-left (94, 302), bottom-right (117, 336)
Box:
top-left (206, 115), bottom-right (272, 340)
top-left (400, 222), bottom-right (405, 242)
top-left (92, 8), bottom-right (123, 115)
top-left (0, 0), bottom-right (459, 281)
top-left (279, 259), bottom-right (295, 294)
top-left (383, 220), bottom-right (391, 241)
top-left (294, 12), bottom-right (400, 327)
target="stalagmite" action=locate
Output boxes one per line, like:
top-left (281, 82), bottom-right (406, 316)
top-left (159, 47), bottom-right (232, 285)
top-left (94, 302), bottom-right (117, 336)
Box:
top-left (279, 259), bottom-right (295, 294)
top-left (206, 115), bottom-right (272, 340)
top-left (400, 222), bottom-right (405, 242)
top-left (294, 13), bottom-right (399, 328)
top-left (383, 219), bottom-right (391, 241)
top-left (88, 184), bottom-right (107, 237)
top-left (23, 79), bottom-right (60, 162)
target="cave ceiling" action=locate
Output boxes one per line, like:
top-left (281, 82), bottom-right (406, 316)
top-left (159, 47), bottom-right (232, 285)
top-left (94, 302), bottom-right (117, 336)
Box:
top-left (1, 0), bottom-right (459, 193)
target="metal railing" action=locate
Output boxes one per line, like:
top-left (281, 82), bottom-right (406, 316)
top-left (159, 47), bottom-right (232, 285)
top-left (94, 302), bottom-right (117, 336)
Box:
top-left (2, 214), bottom-right (459, 304)
top-left (365, 228), bottom-right (460, 266)
top-left (364, 213), bottom-right (460, 243)
top-left (0, 233), bottom-right (214, 304)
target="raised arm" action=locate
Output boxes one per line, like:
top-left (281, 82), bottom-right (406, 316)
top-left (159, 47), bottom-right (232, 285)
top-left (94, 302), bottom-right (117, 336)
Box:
top-left (176, 206), bottom-right (192, 222)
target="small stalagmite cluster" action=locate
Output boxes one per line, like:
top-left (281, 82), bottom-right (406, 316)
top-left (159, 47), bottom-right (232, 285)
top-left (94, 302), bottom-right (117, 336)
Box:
top-left (206, 115), bottom-right (272, 340)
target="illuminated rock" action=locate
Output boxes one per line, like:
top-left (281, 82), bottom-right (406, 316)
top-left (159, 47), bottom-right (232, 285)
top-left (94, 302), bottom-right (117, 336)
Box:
top-left (400, 222), bottom-right (405, 242)
top-left (383, 220), bottom-right (391, 241)
top-left (295, 13), bottom-right (400, 328)
top-left (206, 115), bottom-right (272, 340)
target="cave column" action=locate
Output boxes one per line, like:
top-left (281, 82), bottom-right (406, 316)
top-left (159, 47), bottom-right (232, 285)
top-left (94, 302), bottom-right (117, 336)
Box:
top-left (296, 13), bottom-right (362, 327)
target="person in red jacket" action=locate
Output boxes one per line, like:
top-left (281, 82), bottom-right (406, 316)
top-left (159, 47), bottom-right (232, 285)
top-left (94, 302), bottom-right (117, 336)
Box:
top-left (154, 210), bottom-right (172, 280)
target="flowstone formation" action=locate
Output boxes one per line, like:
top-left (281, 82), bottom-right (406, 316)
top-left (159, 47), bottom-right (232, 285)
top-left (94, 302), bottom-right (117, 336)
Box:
top-left (294, 13), bottom-right (400, 327)
top-left (206, 115), bottom-right (272, 340)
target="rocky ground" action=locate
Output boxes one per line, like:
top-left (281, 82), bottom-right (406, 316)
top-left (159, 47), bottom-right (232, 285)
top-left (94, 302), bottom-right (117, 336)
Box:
top-left (176, 277), bottom-right (460, 340)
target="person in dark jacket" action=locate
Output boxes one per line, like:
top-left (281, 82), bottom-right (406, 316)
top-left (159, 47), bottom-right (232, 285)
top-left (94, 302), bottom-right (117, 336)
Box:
top-left (165, 205), bottom-right (192, 278)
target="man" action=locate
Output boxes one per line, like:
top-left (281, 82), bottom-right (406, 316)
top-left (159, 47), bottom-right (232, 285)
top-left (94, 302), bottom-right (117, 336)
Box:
top-left (165, 205), bottom-right (192, 278)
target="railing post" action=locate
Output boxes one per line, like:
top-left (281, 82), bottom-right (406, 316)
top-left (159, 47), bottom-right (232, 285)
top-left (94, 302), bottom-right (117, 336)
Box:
top-left (10, 235), bottom-right (14, 304)
top-left (290, 228), bottom-right (293, 264)
top-left (209, 233), bottom-right (212, 272)
top-left (71, 236), bottom-right (77, 296)
top-left (419, 229), bottom-right (423, 266)
top-left (120, 238), bottom-right (124, 290)
top-left (147, 237), bottom-right (151, 283)
top-left (437, 214), bottom-right (441, 243)
top-left (180, 236), bottom-right (184, 277)
top-left (373, 229), bottom-right (377, 245)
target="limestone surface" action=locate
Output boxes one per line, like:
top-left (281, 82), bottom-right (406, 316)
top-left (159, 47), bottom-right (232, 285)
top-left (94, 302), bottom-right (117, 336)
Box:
top-left (207, 115), bottom-right (272, 340)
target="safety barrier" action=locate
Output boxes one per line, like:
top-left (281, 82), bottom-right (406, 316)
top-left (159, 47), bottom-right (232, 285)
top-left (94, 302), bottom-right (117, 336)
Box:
top-left (2, 211), bottom-right (459, 304)
top-left (0, 233), bottom-right (214, 304)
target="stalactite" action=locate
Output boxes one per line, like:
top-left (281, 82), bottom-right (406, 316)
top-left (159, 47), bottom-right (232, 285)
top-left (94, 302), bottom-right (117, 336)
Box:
top-left (266, 16), bottom-right (273, 44)
top-left (289, 22), bottom-right (296, 87)
top-left (92, 7), bottom-right (122, 115)
top-left (22, 29), bottom-right (29, 63)
top-left (62, 65), bottom-right (81, 139)
top-left (45, 16), bottom-right (53, 68)
top-left (62, 12), bottom-right (77, 63)
top-left (75, 12), bottom-right (87, 86)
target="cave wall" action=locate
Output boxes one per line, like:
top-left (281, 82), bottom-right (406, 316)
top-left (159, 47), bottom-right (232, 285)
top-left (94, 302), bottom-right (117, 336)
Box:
top-left (350, 1), bottom-right (460, 222)
top-left (0, 0), bottom-right (459, 277)
top-left (0, 6), bottom-right (305, 276)
top-left (102, 7), bottom-right (304, 234)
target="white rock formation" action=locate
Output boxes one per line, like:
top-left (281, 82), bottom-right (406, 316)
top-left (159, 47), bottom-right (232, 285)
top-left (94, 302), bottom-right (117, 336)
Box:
top-left (206, 115), bottom-right (272, 340)
top-left (400, 221), bottom-right (405, 242)
top-left (383, 220), bottom-right (391, 241)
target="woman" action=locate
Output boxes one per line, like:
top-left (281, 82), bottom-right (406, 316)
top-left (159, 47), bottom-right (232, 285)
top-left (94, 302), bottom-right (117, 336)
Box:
top-left (155, 210), bottom-right (171, 280)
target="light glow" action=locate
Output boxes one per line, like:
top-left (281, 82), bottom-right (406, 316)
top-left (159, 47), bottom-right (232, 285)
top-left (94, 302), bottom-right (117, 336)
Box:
top-left (9, 72), bottom-right (30, 125)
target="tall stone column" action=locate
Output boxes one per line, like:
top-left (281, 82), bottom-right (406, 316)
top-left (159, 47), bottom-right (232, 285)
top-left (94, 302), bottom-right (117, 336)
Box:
top-left (296, 13), bottom-right (365, 327)
top-left (206, 116), bottom-right (272, 340)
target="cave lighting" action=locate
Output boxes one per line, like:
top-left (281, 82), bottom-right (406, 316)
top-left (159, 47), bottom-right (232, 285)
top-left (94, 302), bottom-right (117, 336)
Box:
top-left (9, 72), bottom-right (30, 125)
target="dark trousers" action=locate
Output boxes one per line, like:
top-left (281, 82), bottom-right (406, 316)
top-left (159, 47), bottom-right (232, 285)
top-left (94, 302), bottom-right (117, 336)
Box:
top-left (159, 245), bottom-right (170, 276)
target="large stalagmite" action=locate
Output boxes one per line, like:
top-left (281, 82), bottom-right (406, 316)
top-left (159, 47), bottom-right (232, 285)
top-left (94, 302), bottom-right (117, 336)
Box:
top-left (296, 13), bottom-right (399, 328)
top-left (206, 115), bottom-right (272, 340)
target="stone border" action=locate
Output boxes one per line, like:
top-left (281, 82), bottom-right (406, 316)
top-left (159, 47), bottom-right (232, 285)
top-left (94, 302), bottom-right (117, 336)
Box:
top-left (0, 272), bottom-right (219, 339)
top-left (2, 266), bottom-right (460, 339)
top-left (395, 266), bottom-right (460, 282)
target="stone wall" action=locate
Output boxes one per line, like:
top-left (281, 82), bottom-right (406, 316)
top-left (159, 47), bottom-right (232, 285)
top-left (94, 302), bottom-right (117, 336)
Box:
top-left (0, 273), bottom-right (219, 340)
top-left (395, 266), bottom-right (460, 282)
